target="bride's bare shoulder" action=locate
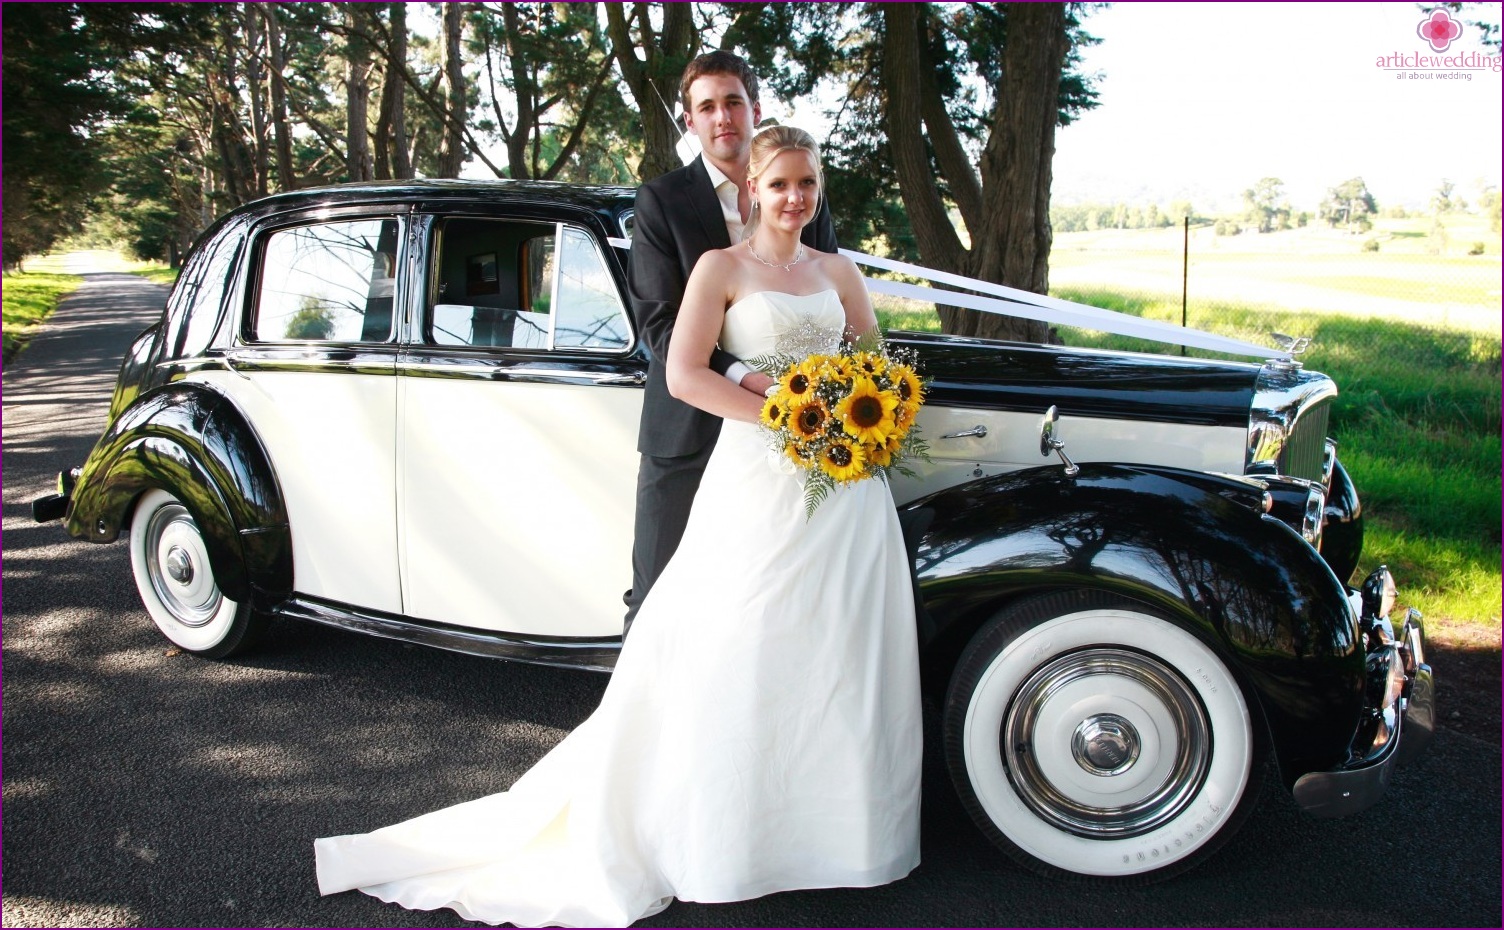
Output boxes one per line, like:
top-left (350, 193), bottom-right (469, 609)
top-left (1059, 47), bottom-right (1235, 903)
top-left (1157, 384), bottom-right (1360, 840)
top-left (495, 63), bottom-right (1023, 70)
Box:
top-left (690, 245), bottom-right (741, 280)
top-left (811, 249), bottom-right (861, 282)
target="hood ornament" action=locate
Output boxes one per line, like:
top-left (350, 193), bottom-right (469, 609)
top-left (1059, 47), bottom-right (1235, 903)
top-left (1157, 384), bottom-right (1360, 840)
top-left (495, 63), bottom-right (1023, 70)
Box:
top-left (1267, 333), bottom-right (1312, 371)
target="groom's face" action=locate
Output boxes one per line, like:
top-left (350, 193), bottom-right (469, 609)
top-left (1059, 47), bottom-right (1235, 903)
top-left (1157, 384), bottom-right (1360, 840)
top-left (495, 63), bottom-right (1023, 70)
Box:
top-left (684, 73), bottom-right (761, 170)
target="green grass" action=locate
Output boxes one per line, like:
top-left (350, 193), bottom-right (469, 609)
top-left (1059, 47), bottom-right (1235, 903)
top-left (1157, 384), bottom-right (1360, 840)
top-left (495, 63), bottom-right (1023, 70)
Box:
top-left (2, 269), bottom-right (82, 359)
top-left (134, 264), bottom-right (178, 287)
top-left (878, 288), bottom-right (1502, 630)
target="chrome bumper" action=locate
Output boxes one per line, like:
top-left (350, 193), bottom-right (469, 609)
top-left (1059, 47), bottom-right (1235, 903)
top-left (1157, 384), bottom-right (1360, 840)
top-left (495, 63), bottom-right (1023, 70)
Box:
top-left (1291, 567), bottom-right (1434, 818)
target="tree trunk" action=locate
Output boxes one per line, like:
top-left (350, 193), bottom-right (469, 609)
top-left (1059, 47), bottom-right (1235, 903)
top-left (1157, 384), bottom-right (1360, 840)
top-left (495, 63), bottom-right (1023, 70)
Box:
top-left (264, 4), bottom-right (296, 191)
top-left (605, 2), bottom-right (695, 181)
top-left (344, 5), bottom-right (373, 182)
top-left (500, 3), bottom-right (537, 179)
top-left (965, 1), bottom-right (1066, 342)
top-left (242, 3), bottom-right (269, 197)
top-left (210, 13), bottom-right (255, 207)
top-left (436, 1), bottom-right (467, 178)
top-left (876, 1), bottom-right (1066, 343)
top-left (880, 3), bottom-right (965, 271)
top-left (373, 2), bottom-right (411, 180)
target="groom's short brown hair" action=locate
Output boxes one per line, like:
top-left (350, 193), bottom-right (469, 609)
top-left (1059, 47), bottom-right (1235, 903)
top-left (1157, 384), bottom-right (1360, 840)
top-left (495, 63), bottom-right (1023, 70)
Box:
top-left (679, 50), bottom-right (760, 110)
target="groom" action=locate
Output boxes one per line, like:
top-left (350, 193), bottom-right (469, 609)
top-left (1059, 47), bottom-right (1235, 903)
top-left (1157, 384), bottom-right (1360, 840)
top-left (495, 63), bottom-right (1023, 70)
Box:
top-left (623, 50), bottom-right (838, 632)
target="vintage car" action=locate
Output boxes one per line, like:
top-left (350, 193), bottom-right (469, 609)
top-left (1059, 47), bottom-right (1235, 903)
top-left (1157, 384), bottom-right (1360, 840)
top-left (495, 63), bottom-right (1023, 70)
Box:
top-left (32, 179), bottom-right (1433, 883)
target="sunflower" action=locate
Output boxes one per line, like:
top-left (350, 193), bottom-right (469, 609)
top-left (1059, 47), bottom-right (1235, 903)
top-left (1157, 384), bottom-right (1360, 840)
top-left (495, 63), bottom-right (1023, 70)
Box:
top-left (784, 440), bottom-right (815, 467)
top-left (779, 362), bottom-right (817, 400)
top-left (818, 437), bottom-right (867, 483)
top-left (891, 363), bottom-right (924, 408)
top-left (867, 431), bottom-right (904, 468)
top-left (894, 396), bottom-right (919, 431)
top-left (789, 398), bottom-right (830, 441)
top-left (760, 392), bottom-right (790, 430)
top-left (817, 355), bottom-right (855, 388)
top-left (834, 377), bottom-right (899, 445)
top-left (853, 351), bottom-right (888, 378)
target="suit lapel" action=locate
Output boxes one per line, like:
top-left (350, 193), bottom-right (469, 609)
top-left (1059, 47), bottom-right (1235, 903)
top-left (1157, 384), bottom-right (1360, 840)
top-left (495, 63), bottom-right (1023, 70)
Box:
top-left (684, 157), bottom-right (732, 252)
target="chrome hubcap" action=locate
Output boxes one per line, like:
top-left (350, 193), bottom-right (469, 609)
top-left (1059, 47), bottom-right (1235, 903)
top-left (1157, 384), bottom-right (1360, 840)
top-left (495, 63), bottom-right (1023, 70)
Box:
top-left (165, 546), bottom-right (194, 585)
top-left (1003, 647), bottom-right (1210, 838)
top-left (1072, 713), bottom-right (1140, 776)
top-left (145, 503), bottom-right (221, 627)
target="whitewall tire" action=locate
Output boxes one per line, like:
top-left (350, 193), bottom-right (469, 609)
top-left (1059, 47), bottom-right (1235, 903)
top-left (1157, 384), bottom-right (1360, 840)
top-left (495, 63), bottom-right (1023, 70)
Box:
top-left (129, 488), bottom-right (262, 659)
top-left (944, 590), bottom-right (1264, 882)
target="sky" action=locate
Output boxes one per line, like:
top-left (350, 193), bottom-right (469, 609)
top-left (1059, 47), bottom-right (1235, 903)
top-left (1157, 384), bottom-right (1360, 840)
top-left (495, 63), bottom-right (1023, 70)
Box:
top-left (1046, 2), bottom-right (1504, 213)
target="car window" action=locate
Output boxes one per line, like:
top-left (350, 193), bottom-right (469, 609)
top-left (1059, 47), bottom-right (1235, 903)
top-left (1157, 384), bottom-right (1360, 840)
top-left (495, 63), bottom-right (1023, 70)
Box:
top-left (553, 225), bottom-right (630, 350)
top-left (164, 221), bottom-right (243, 358)
top-left (252, 218), bottom-right (400, 343)
top-left (429, 217), bottom-right (629, 352)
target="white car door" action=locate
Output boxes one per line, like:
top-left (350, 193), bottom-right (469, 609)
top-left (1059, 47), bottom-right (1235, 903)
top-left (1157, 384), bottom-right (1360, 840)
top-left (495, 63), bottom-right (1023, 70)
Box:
top-left (398, 217), bottom-right (642, 637)
top-left (195, 214), bottom-right (404, 614)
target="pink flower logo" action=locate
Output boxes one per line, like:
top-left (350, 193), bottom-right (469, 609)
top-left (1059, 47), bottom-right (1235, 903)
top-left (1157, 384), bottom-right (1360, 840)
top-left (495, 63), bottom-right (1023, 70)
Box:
top-left (1417, 8), bottom-right (1463, 52)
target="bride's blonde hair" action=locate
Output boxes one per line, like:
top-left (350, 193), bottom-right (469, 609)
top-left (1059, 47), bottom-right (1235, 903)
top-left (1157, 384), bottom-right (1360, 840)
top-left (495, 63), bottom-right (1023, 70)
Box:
top-left (743, 125), bottom-right (822, 240)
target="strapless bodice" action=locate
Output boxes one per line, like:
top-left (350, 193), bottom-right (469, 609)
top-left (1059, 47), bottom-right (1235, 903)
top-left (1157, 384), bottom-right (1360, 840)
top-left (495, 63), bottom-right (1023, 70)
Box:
top-left (720, 289), bottom-right (844, 360)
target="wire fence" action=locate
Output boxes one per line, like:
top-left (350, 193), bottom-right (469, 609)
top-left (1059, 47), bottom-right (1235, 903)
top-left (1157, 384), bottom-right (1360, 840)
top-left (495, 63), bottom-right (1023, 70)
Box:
top-left (1043, 219), bottom-right (1501, 369)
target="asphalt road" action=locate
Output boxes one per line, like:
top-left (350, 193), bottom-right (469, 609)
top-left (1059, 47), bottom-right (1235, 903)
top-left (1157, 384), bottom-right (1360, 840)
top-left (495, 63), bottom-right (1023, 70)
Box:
top-left (3, 263), bottom-right (1499, 928)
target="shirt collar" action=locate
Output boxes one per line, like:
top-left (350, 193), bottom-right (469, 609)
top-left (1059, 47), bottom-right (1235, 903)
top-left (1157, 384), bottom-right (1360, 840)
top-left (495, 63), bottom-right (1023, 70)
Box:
top-left (702, 157), bottom-right (735, 192)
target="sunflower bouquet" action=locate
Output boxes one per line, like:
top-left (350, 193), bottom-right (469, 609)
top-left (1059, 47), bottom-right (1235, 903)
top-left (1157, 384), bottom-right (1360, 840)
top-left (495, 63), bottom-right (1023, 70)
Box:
top-left (753, 334), bottom-right (929, 517)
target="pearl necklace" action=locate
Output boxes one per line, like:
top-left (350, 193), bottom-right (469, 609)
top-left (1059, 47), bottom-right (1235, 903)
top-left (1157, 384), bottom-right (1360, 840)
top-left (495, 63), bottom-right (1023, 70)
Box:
top-left (746, 239), bottom-right (805, 272)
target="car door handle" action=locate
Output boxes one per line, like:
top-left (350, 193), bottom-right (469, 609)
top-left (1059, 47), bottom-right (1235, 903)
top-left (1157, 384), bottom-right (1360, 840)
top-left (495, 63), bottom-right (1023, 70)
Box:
top-left (941, 425), bottom-right (988, 440)
top-left (594, 371), bottom-right (646, 385)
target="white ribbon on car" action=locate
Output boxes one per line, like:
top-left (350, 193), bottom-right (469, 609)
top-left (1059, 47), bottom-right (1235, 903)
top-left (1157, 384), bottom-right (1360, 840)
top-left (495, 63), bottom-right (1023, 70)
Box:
top-left (604, 237), bottom-right (1281, 360)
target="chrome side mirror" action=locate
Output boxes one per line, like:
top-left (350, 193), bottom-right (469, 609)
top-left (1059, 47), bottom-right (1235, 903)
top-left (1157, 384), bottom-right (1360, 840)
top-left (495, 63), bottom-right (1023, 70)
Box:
top-left (1039, 406), bottom-right (1079, 477)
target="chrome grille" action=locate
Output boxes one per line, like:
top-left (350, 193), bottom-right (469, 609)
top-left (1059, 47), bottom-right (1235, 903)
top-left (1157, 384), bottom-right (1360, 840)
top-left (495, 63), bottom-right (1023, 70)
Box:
top-left (1247, 363), bottom-right (1339, 483)
top-left (1283, 399), bottom-right (1330, 482)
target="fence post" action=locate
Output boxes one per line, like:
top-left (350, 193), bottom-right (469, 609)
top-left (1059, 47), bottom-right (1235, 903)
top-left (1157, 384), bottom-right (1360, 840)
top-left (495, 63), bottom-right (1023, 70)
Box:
top-left (1181, 215), bottom-right (1189, 357)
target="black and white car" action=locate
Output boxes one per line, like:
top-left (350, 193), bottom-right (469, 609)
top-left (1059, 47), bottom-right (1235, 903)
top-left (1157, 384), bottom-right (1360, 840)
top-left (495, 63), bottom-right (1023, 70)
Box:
top-left (32, 179), bottom-right (1434, 882)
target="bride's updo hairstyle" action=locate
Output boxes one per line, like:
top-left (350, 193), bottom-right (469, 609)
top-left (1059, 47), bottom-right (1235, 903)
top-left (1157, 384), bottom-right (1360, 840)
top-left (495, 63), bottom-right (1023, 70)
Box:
top-left (743, 125), bottom-right (822, 240)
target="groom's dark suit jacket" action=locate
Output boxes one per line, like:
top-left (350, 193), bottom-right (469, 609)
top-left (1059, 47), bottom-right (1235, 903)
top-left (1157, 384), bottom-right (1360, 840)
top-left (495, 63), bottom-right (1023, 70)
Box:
top-left (627, 155), bottom-right (838, 458)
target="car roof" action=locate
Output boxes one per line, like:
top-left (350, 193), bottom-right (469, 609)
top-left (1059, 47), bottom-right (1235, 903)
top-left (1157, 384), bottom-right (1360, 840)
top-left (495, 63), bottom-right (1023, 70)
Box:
top-left (241, 178), bottom-right (638, 216)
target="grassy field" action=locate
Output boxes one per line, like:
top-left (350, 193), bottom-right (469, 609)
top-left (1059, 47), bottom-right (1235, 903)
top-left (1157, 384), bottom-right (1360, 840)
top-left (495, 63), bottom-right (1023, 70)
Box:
top-left (2, 266), bottom-right (82, 360)
top-left (877, 229), bottom-right (1502, 635)
top-left (1048, 216), bottom-right (1501, 334)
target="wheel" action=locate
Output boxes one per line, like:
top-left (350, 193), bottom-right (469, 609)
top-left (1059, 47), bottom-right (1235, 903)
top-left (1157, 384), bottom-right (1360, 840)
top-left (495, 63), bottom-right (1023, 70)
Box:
top-left (129, 488), bottom-right (262, 659)
top-left (943, 590), bottom-right (1265, 882)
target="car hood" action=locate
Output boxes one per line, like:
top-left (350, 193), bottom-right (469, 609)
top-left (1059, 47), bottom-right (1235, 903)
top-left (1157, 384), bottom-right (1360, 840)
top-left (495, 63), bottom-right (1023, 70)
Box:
top-left (890, 331), bottom-right (1267, 429)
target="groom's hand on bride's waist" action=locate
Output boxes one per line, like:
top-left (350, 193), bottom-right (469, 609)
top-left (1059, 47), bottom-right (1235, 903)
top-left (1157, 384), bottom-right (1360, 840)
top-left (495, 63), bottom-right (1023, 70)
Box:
top-left (740, 370), bottom-right (776, 396)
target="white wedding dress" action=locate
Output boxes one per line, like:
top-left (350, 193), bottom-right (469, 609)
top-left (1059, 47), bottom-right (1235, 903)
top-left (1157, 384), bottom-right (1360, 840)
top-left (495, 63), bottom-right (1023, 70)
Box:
top-left (315, 289), bottom-right (922, 927)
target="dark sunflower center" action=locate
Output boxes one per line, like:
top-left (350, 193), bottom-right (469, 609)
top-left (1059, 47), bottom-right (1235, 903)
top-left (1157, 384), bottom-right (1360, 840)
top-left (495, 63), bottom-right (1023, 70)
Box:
top-left (827, 445), bottom-right (853, 467)
top-left (798, 407), bottom-right (824, 431)
top-left (850, 395), bottom-right (883, 427)
top-left (897, 379), bottom-right (912, 401)
top-left (789, 374), bottom-right (810, 394)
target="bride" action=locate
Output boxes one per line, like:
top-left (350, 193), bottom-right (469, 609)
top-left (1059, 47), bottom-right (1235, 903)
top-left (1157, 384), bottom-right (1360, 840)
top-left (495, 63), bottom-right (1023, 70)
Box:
top-left (314, 126), bottom-right (923, 927)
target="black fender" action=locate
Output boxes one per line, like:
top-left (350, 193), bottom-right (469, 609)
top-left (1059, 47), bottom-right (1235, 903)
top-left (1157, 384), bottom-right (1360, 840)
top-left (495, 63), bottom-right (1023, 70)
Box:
top-left (1320, 457), bottom-right (1363, 585)
top-left (66, 382), bottom-right (292, 610)
top-left (107, 320), bottom-right (164, 424)
top-left (901, 462), bottom-right (1364, 787)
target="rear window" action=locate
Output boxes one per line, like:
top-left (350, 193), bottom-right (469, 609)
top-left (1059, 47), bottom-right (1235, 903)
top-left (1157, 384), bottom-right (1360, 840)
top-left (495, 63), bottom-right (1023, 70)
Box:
top-left (252, 218), bottom-right (400, 343)
top-left (164, 221), bottom-right (244, 358)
